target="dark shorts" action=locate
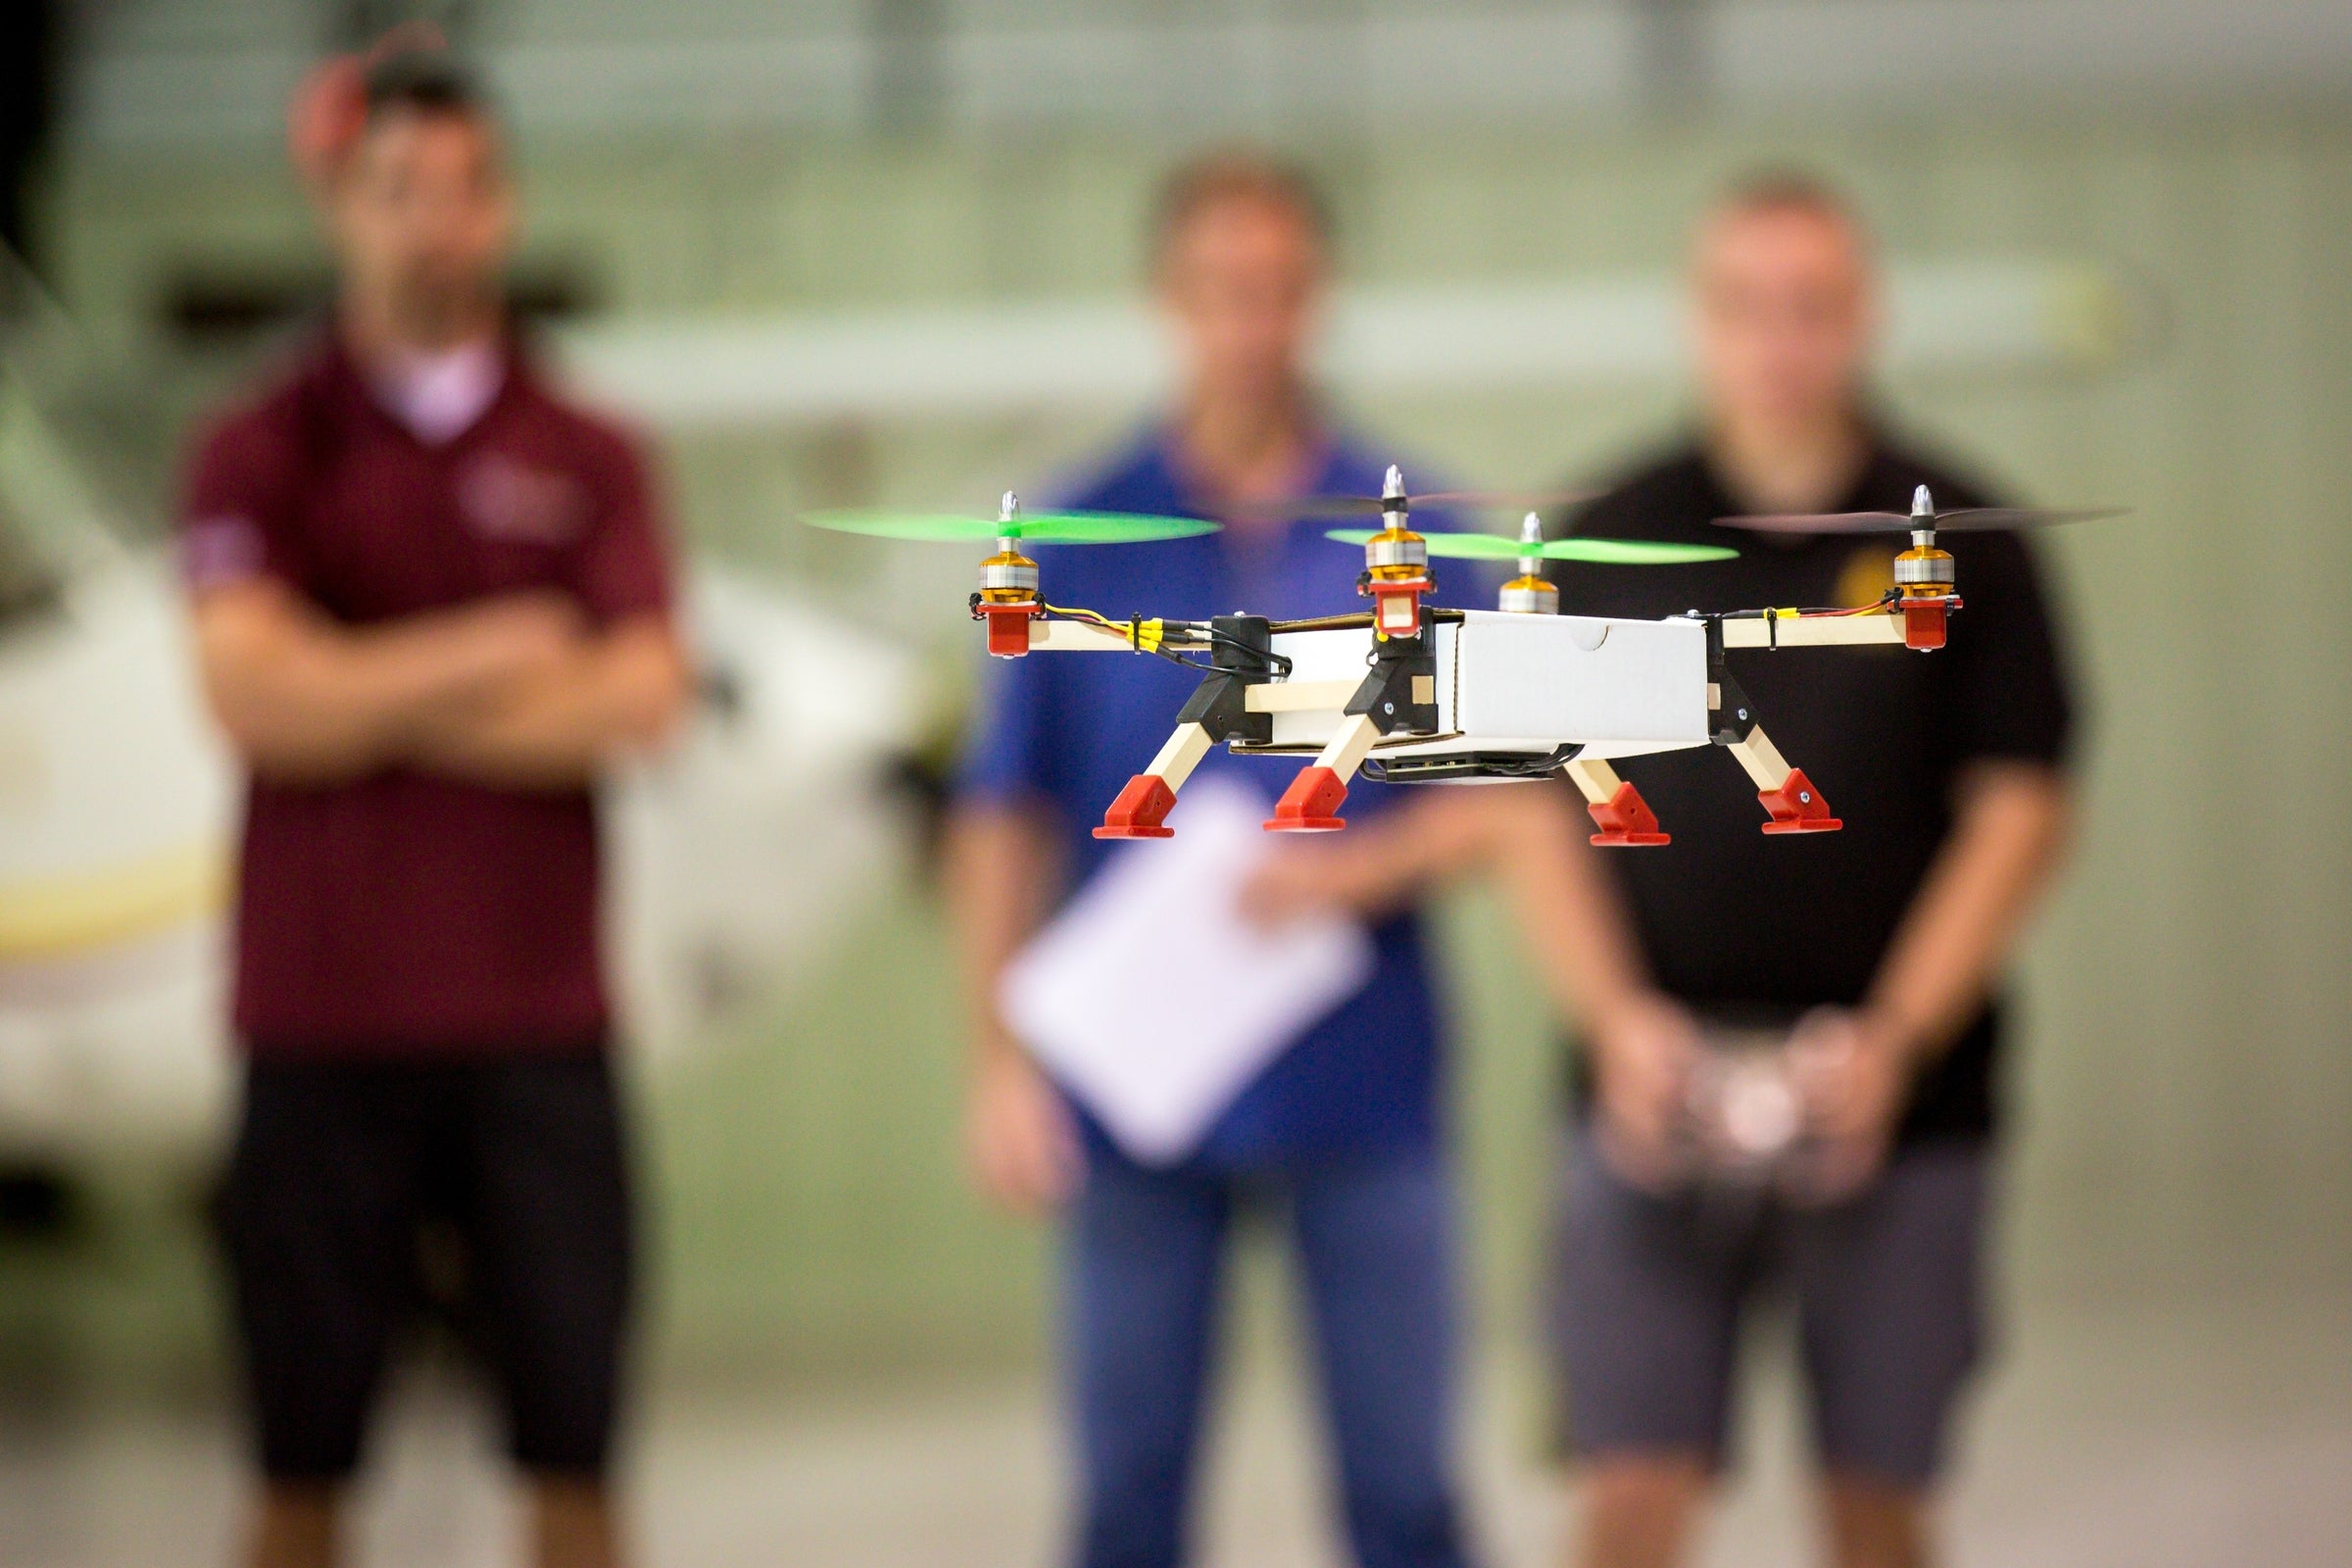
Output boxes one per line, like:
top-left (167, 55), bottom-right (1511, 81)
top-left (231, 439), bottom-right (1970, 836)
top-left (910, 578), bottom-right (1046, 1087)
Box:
top-left (1548, 1129), bottom-right (1990, 1487)
top-left (216, 1053), bottom-right (633, 1481)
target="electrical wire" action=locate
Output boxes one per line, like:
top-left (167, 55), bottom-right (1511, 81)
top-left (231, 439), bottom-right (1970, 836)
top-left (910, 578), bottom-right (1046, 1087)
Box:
top-left (1715, 590), bottom-right (1903, 622)
top-left (1039, 603), bottom-right (1293, 677)
top-left (1042, 602), bottom-right (1164, 651)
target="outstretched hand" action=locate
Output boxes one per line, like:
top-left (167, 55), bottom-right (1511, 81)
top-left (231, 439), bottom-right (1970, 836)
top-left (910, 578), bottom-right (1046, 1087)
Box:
top-left (1235, 836), bottom-right (1402, 928)
top-left (1236, 787), bottom-right (1511, 929)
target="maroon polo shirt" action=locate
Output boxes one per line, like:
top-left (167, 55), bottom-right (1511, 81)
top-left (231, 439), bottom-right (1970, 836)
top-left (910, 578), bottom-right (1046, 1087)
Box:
top-left (179, 329), bottom-right (674, 1060)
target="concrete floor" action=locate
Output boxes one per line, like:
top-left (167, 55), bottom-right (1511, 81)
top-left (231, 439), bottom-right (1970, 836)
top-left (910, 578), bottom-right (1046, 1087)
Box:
top-left (0, 1289), bottom-right (2344, 1568)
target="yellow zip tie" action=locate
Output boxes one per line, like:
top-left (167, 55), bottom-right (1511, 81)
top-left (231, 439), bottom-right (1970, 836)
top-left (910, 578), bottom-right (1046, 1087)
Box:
top-left (1044, 602), bottom-right (1168, 655)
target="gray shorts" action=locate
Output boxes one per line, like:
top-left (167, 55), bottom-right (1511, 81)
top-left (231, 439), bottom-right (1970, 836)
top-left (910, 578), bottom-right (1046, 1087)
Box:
top-left (1548, 1129), bottom-right (1992, 1486)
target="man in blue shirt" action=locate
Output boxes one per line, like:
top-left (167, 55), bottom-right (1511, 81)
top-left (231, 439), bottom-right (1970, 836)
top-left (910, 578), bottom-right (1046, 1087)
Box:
top-left (944, 154), bottom-right (1486, 1568)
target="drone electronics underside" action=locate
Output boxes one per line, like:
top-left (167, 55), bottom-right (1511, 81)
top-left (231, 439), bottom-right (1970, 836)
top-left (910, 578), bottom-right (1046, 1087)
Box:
top-left (1028, 602), bottom-right (1872, 843)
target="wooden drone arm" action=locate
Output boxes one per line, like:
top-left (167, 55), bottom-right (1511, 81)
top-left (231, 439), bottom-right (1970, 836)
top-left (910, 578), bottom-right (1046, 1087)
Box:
top-left (1244, 678), bottom-right (1361, 712)
top-left (1718, 612), bottom-right (1907, 649)
top-left (1046, 609), bottom-right (1916, 654)
top-left (1028, 619), bottom-right (1139, 653)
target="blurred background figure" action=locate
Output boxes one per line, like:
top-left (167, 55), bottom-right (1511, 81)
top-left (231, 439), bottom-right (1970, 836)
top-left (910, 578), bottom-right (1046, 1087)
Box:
top-left (181, 42), bottom-right (684, 1568)
top-left (0, 0), bottom-right (59, 296)
top-left (944, 151), bottom-right (1489, 1568)
top-left (1537, 176), bottom-right (2072, 1568)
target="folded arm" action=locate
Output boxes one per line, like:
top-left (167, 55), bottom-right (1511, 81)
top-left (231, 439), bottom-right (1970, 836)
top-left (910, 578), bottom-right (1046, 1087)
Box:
top-left (405, 613), bottom-right (690, 788)
top-left (192, 578), bottom-right (687, 788)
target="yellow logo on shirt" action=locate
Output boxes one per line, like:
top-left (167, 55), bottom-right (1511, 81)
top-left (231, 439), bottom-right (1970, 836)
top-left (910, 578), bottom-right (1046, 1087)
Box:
top-left (1834, 545), bottom-right (1897, 610)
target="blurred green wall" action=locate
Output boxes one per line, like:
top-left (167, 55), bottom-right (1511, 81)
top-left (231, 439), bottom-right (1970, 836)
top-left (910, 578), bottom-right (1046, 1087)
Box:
top-left (41, 107), bottom-right (2352, 1387)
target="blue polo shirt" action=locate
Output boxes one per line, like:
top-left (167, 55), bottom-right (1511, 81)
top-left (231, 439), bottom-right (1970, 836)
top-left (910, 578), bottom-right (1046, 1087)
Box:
top-left (956, 426), bottom-right (1493, 1171)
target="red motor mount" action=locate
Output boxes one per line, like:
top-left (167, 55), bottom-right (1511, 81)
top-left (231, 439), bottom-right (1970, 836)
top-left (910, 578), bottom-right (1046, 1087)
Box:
top-left (976, 600), bottom-right (1041, 658)
top-left (1900, 594), bottom-right (1961, 652)
top-left (1366, 576), bottom-right (1432, 639)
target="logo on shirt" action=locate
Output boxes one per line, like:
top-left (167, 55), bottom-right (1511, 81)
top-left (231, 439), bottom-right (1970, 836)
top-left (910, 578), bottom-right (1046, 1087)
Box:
top-left (182, 515), bottom-right (268, 590)
top-left (458, 453), bottom-right (588, 547)
top-left (1836, 545), bottom-right (1898, 609)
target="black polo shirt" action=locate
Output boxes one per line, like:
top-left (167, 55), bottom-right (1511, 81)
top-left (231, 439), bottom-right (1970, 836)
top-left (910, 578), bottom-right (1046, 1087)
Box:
top-left (1548, 433), bottom-right (2075, 1144)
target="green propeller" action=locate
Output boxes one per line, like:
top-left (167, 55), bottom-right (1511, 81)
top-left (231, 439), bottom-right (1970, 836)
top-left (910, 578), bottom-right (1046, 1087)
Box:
top-left (806, 509), bottom-right (1219, 545)
top-left (1325, 529), bottom-right (1738, 565)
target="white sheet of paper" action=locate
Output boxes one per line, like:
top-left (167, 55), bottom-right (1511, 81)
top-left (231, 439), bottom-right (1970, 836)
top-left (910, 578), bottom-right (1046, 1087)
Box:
top-left (1000, 776), bottom-right (1377, 1166)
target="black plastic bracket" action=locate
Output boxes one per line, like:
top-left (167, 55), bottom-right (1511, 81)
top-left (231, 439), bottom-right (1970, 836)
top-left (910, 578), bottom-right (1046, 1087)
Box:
top-left (1344, 626), bottom-right (1441, 736)
top-left (1700, 616), bottom-right (1760, 746)
top-left (1174, 613), bottom-right (1276, 746)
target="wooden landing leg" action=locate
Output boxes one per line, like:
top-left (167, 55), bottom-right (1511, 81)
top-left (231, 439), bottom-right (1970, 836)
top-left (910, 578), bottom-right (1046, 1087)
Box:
top-left (1264, 712), bottom-right (1383, 832)
top-left (1563, 757), bottom-right (1671, 847)
top-left (1726, 723), bottom-right (1841, 834)
top-left (1095, 722), bottom-right (1214, 839)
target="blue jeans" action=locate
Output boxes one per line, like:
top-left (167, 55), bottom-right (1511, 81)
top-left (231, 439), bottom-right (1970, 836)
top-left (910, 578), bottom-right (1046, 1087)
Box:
top-left (1064, 1148), bottom-right (1471, 1568)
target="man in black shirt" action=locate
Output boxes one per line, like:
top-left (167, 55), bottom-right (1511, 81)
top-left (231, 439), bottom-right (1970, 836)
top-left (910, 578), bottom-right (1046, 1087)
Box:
top-left (1237, 172), bottom-right (2076, 1568)
top-left (1534, 176), bottom-right (2077, 1568)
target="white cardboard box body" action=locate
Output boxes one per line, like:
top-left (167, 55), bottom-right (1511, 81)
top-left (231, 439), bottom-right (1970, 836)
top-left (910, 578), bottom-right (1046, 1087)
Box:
top-left (1261, 611), bottom-right (1710, 762)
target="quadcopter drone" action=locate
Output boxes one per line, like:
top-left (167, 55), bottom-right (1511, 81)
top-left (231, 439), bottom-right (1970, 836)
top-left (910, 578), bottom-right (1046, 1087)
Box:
top-left (808, 469), bottom-right (2109, 846)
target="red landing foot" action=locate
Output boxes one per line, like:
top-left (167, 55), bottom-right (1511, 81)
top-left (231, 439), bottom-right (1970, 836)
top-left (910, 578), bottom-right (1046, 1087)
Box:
top-left (1587, 780), bottom-right (1670, 847)
top-left (1094, 774), bottom-right (1176, 839)
top-left (1264, 765), bottom-right (1348, 832)
top-left (1759, 767), bottom-right (1843, 834)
